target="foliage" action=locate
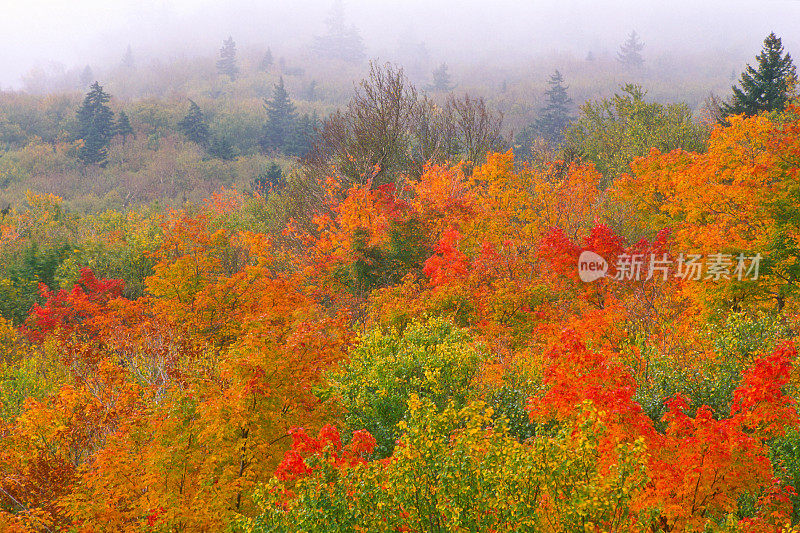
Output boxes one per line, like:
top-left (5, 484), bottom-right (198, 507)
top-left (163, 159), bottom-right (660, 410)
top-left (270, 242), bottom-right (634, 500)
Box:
top-left (2, 39), bottom-right (800, 530)
top-left (245, 397), bottom-right (650, 533)
top-left (565, 83), bottom-right (708, 185)
top-left (324, 317), bottom-right (488, 457)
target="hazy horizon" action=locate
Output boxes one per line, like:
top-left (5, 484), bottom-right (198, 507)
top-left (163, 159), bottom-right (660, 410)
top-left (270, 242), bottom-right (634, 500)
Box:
top-left (1, 0), bottom-right (799, 90)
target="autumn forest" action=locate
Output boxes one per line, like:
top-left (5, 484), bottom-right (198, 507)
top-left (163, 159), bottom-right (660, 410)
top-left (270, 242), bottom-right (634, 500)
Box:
top-left (1, 1), bottom-right (800, 531)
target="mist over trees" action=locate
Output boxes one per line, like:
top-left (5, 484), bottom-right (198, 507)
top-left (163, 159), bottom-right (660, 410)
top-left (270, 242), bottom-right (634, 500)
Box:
top-left (311, 0), bottom-right (365, 64)
top-left (617, 30), bottom-right (645, 68)
top-left (2, 2), bottom-right (800, 531)
top-left (217, 36), bottom-right (239, 80)
top-left (303, 62), bottom-right (504, 192)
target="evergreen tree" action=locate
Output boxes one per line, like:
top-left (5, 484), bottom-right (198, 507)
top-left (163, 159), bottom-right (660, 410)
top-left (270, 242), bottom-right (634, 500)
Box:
top-left (536, 70), bottom-right (573, 143)
top-left (80, 65), bottom-right (94, 88)
top-left (515, 70), bottom-right (574, 154)
top-left (122, 45), bottom-right (135, 68)
top-left (178, 100), bottom-right (210, 147)
top-left (208, 136), bottom-right (236, 160)
top-left (253, 162), bottom-right (285, 195)
top-left (217, 37), bottom-right (239, 80)
top-left (312, 0), bottom-right (366, 64)
top-left (617, 31), bottom-right (644, 68)
top-left (76, 82), bottom-right (115, 166)
top-left (260, 77), bottom-right (297, 153)
top-left (425, 63), bottom-right (455, 91)
top-left (259, 48), bottom-right (274, 71)
top-left (722, 32), bottom-right (797, 118)
top-left (114, 111), bottom-right (134, 141)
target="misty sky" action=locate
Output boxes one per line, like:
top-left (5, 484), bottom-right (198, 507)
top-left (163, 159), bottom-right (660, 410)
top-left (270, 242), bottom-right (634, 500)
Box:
top-left (1, 0), bottom-right (799, 89)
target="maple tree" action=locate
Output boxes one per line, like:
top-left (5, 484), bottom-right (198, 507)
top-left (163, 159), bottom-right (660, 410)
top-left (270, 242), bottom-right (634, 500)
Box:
top-left (2, 106), bottom-right (800, 531)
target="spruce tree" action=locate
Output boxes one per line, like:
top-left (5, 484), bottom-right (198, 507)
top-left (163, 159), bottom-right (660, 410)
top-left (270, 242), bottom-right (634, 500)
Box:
top-left (115, 111), bottom-right (134, 141)
top-left (425, 63), bottom-right (455, 91)
top-left (722, 32), bottom-right (797, 118)
top-left (178, 100), bottom-right (210, 147)
top-left (260, 77), bottom-right (297, 153)
top-left (217, 37), bottom-right (239, 80)
top-left (76, 82), bottom-right (115, 166)
top-left (536, 70), bottom-right (573, 143)
top-left (259, 48), bottom-right (274, 71)
top-left (617, 31), bottom-right (644, 68)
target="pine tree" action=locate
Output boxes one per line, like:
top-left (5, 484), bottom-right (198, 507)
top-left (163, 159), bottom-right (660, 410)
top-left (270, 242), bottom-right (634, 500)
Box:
top-left (425, 63), bottom-right (455, 91)
top-left (536, 70), bottom-right (573, 143)
top-left (114, 111), bottom-right (134, 141)
top-left (122, 45), bottom-right (135, 68)
top-left (260, 77), bottom-right (297, 153)
top-left (312, 0), bottom-right (366, 64)
top-left (617, 31), bottom-right (644, 68)
top-left (217, 37), bottom-right (239, 80)
top-left (178, 100), bottom-right (210, 147)
top-left (76, 82), bottom-right (115, 166)
top-left (722, 32), bottom-right (797, 118)
top-left (259, 48), bottom-right (274, 72)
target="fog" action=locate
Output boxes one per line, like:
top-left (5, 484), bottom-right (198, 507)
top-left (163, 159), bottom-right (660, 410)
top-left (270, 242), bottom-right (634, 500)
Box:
top-left (1, 0), bottom-right (799, 90)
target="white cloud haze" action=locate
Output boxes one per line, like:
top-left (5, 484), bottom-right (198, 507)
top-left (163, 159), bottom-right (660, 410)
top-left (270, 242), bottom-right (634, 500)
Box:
top-left (0, 0), bottom-right (798, 88)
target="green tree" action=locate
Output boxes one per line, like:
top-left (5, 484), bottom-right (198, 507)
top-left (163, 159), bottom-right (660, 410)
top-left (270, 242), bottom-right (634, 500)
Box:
top-left (617, 31), bottom-right (644, 68)
top-left (76, 82), bottom-right (115, 166)
top-left (564, 83), bottom-right (707, 186)
top-left (177, 99), bottom-right (210, 147)
top-left (538, 70), bottom-right (573, 142)
top-left (260, 77), bottom-right (297, 153)
top-left (323, 318), bottom-right (487, 457)
top-left (114, 111), bottom-right (134, 141)
top-left (517, 70), bottom-right (573, 148)
top-left (722, 32), bottom-right (797, 118)
top-left (425, 63), bottom-right (455, 92)
top-left (217, 36), bottom-right (239, 80)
